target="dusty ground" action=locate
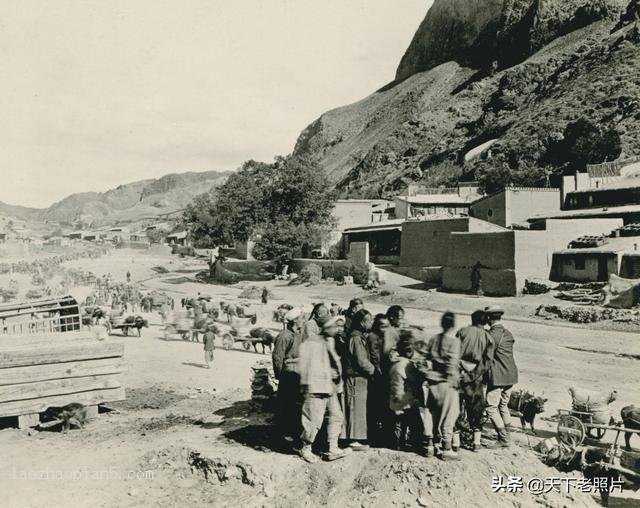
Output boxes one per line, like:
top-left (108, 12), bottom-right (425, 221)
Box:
top-left (1, 249), bottom-right (639, 507)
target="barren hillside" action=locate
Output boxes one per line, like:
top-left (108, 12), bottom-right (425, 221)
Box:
top-left (293, 0), bottom-right (640, 197)
top-left (0, 170), bottom-right (231, 227)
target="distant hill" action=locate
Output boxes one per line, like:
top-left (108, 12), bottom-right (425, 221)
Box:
top-left (0, 170), bottom-right (231, 227)
top-left (0, 202), bottom-right (39, 221)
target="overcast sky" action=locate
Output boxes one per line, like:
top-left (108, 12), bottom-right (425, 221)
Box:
top-left (1, 0), bottom-right (429, 208)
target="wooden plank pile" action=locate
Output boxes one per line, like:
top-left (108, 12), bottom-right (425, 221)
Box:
top-left (0, 331), bottom-right (126, 428)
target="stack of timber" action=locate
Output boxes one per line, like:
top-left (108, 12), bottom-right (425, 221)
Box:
top-left (0, 331), bottom-right (126, 428)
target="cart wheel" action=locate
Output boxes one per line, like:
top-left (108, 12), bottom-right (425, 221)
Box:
top-left (243, 340), bottom-right (253, 351)
top-left (222, 333), bottom-right (234, 350)
top-left (557, 415), bottom-right (585, 447)
top-left (586, 427), bottom-right (606, 440)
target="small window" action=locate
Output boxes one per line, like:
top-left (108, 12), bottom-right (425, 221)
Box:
top-left (574, 258), bottom-right (586, 270)
top-left (487, 209), bottom-right (494, 218)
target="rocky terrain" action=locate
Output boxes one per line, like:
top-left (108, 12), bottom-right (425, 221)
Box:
top-left (293, 0), bottom-right (640, 196)
top-left (0, 170), bottom-right (230, 227)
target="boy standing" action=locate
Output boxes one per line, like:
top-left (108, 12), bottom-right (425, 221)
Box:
top-left (203, 325), bottom-right (218, 368)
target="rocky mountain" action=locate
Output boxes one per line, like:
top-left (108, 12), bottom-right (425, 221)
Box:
top-left (0, 170), bottom-right (230, 227)
top-left (293, 0), bottom-right (640, 196)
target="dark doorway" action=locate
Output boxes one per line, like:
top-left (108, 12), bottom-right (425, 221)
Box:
top-left (597, 256), bottom-right (609, 282)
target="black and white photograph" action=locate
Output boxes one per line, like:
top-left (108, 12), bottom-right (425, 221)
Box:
top-left (1, 0), bottom-right (640, 506)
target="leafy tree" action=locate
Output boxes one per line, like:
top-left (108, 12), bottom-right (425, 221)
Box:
top-left (146, 228), bottom-right (166, 244)
top-left (184, 155), bottom-right (336, 263)
top-left (546, 118), bottom-right (622, 171)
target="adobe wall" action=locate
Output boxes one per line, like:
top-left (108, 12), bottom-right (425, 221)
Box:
top-left (469, 192), bottom-right (507, 227)
top-left (513, 231), bottom-right (553, 280)
top-left (400, 218), bottom-right (470, 267)
top-left (326, 201), bottom-right (378, 248)
top-left (442, 267), bottom-right (517, 296)
top-left (348, 242), bottom-right (370, 266)
top-left (386, 265), bottom-right (443, 284)
top-left (507, 189), bottom-right (560, 225)
top-left (545, 218), bottom-right (622, 249)
top-left (620, 254), bottom-right (640, 278)
top-left (447, 231), bottom-right (516, 269)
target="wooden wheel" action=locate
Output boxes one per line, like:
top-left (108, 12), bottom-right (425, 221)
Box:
top-left (222, 333), bottom-right (234, 350)
top-left (557, 414), bottom-right (585, 447)
top-left (243, 340), bottom-right (253, 351)
top-left (586, 426), bottom-right (606, 440)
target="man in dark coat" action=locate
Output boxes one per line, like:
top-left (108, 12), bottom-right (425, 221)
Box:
top-left (457, 310), bottom-right (494, 451)
top-left (342, 309), bottom-right (375, 449)
top-left (484, 306), bottom-right (518, 446)
top-left (272, 308), bottom-right (304, 446)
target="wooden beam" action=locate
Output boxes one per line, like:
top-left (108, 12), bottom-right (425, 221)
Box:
top-left (0, 374), bottom-right (121, 403)
top-left (0, 358), bottom-right (126, 386)
top-left (0, 332), bottom-right (96, 349)
top-left (0, 387), bottom-right (126, 418)
top-left (17, 412), bottom-right (40, 429)
top-left (0, 342), bottom-right (124, 368)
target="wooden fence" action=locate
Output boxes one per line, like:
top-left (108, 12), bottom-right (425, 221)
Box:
top-left (0, 332), bottom-right (125, 427)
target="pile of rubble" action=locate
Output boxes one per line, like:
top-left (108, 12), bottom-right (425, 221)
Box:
top-left (250, 360), bottom-right (277, 404)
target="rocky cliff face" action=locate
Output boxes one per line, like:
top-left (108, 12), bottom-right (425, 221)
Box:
top-left (293, 0), bottom-right (640, 197)
top-left (395, 0), bottom-right (627, 80)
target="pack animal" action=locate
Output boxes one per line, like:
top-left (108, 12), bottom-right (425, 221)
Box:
top-left (249, 328), bottom-right (276, 354)
top-left (621, 405), bottom-right (640, 451)
top-left (508, 389), bottom-right (547, 434)
top-left (122, 315), bottom-right (149, 337)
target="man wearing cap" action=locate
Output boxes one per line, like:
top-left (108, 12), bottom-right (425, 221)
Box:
top-left (303, 303), bottom-right (332, 342)
top-left (297, 315), bottom-right (350, 463)
top-left (272, 308), bottom-right (305, 446)
top-left (484, 306), bottom-right (518, 447)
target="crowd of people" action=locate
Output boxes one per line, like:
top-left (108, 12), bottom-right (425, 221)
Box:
top-left (271, 299), bottom-right (519, 463)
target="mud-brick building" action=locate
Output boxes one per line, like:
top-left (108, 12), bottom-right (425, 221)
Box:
top-left (341, 219), bottom-right (404, 264)
top-left (442, 218), bottom-right (622, 296)
top-left (469, 187), bottom-right (561, 228)
top-left (550, 225), bottom-right (640, 283)
top-left (398, 217), bottom-right (505, 282)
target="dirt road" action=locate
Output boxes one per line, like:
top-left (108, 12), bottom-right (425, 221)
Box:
top-left (1, 250), bottom-right (639, 507)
